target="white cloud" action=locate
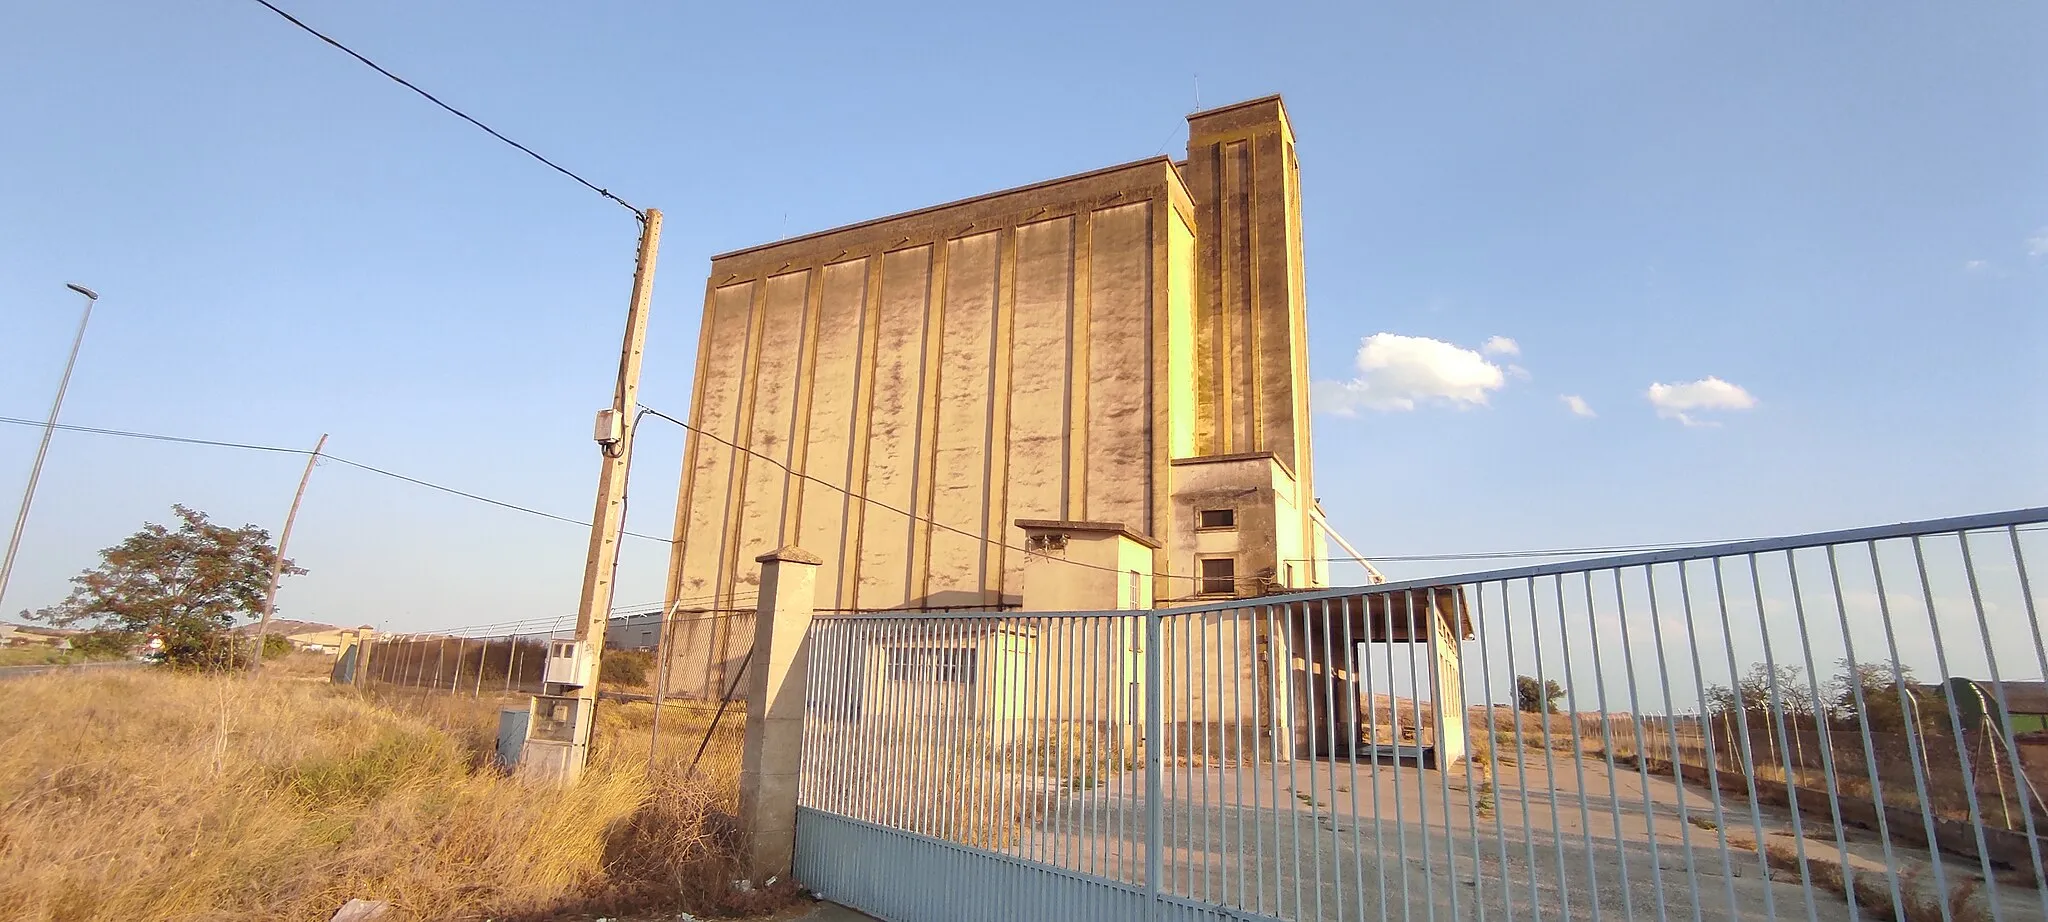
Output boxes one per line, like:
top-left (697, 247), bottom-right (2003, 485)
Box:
top-left (1314, 333), bottom-right (1507, 415)
top-left (1646, 376), bottom-right (1757, 427)
top-left (2029, 227), bottom-right (2048, 260)
top-left (1481, 336), bottom-right (1520, 357)
top-left (1560, 395), bottom-right (1595, 418)
top-left (1965, 259), bottom-right (1989, 272)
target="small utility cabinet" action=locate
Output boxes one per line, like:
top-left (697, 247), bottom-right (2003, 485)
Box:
top-left (493, 707), bottom-right (529, 770)
top-left (499, 639), bottom-right (592, 783)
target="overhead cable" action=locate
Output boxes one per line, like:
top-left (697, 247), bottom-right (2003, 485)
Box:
top-left (0, 415), bottom-right (669, 542)
top-left (245, 0), bottom-right (643, 218)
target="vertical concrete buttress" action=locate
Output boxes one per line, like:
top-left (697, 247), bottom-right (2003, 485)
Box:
top-left (1182, 96), bottom-right (1317, 551)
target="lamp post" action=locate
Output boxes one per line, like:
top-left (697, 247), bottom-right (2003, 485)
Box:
top-left (0, 283), bottom-right (102, 614)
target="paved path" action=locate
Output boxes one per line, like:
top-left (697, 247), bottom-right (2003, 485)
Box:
top-left (1019, 797), bottom-right (1856, 920)
top-left (790, 902), bottom-right (880, 921)
top-left (997, 753), bottom-right (2048, 921)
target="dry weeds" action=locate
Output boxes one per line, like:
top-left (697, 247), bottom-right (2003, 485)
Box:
top-left (0, 669), bottom-right (790, 922)
top-left (1759, 842), bottom-right (1993, 922)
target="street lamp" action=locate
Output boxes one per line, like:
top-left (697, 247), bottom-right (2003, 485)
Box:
top-left (0, 283), bottom-right (103, 614)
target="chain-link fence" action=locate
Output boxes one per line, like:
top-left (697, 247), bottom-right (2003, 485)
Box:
top-left (341, 625), bottom-right (750, 796)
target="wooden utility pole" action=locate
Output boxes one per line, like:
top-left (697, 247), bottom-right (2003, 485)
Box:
top-left (249, 432), bottom-right (328, 672)
top-left (559, 208), bottom-right (661, 765)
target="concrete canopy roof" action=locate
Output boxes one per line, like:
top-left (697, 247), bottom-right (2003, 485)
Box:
top-left (1266, 586), bottom-right (1476, 642)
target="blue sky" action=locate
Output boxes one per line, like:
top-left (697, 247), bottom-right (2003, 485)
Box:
top-left (2, 2), bottom-right (2042, 635)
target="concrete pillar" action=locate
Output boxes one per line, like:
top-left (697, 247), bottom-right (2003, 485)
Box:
top-left (1287, 609), bottom-right (1365, 761)
top-left (1291, 614), bottom-right (1337, 760)
top-left (1428, 590), bottom-right (1469, 769)
top-left (1262, 614), bottom-right (1297, 764)
top-left (737, 545), bottom-right (823, 884)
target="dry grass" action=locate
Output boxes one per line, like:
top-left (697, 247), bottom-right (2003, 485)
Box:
top-left (0, 647), bottom-right (72, 667)
top-left (800, 726), bottom-right (1046, 852)
top-left (264, 651), bottom-right (343, 679)
top-left (1759, 842), bottom-right (1992, 922)
top-left (0, 647), bottom-right (128, 668)
top-left (1004, 722), bottom-right (1138, 786)
top-left (0, 669), bottom-right (792, 922)
top-left (792, 719), bottom-right (1146, 854)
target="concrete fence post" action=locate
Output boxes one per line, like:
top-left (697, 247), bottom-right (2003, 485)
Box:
top-left (737, 545), bottom-right (823, 884)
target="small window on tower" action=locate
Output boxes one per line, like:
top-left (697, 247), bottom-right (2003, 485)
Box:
top-left (1199, 509), bottom-right (1236, 530)
top-left (1199, 557), bottom-right (1237, 596)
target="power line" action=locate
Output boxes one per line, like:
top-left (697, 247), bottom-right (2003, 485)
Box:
top-left (0, 415), bottom-right (669, 542)
top-left (644, 401), bottom-right (1710, 584)
top-left (1302, 541), bottom-right (1742, 564)
top-left (244, 0), bottom-right (642, 219)
top-left (22, 413), bottom-right (2031, 590)
top-left (428, 608), bottom-right (753, 639)
top-left (316, 454), bottom-right (666, 542)
top-left (1304, 527), bottom-right (2048, 565)
top-left (424, 607), bottom-right (754, 640)
top-left (416, 589), bottom-right (760, 638)
top-left (639, 405), bottom-right (1215, 586)
top-left (0, 415), bottom-right (304, 455)
top-left (636, 407), bottom-right (2048, 580)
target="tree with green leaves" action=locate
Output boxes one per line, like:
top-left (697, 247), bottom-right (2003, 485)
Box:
top-left (1516, 675), bottom-right (1565, 714)
top-left (21, 505), bottom-right (304, 670)
top-left (1705, 662), bottom-right (1815, 720)
top-left (1824, 657), bottom-right (1921, 732)
top-left (67, 629), bottom-right (140, 660)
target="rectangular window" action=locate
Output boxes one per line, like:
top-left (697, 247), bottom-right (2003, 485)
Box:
top-left (1199, 557), bottom-right (1236, 596)
top-left (1128, 570), bottom-right (1142, 609)
top-left (1284, 562), bottom-right (1296, 588)
top-left (1198, 508), bottom-right (1236, 530)
top-left (885, 647), bottom-right (976, 684)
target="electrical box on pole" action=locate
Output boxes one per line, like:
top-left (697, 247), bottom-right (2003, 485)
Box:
top-left (518, 208), bottom-right (661, 786)
top-left (542, 639), bottom-right (585, 688)
top-left (593, 408), bottom-right (623, 451)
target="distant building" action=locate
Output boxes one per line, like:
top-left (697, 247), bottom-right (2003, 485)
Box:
top-left (0, 623), bottom-right (76, 649)
top-left (606, 611), bottom-right (663, 651)
top-left (1922, 679), bottom-right (2048, 734)
top-left (232, 620), bottom-right (373, 654)
top-left (663, 96), bottom-right (1339, 700)
top-left (280, 627), bottom-right (370, 654)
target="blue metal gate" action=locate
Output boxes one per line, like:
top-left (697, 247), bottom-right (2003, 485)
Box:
top-left (795, 508), bottom-right (2048, 922)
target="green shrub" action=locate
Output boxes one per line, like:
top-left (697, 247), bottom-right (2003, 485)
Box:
top-left (70, 630), bottom-right (138, 659)
top-left (261, 633), bottom-right (295, 660)
top-left (600, 649), bottom-right (655, 687)
top-left (156, 626), bottom-right (246, 671)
